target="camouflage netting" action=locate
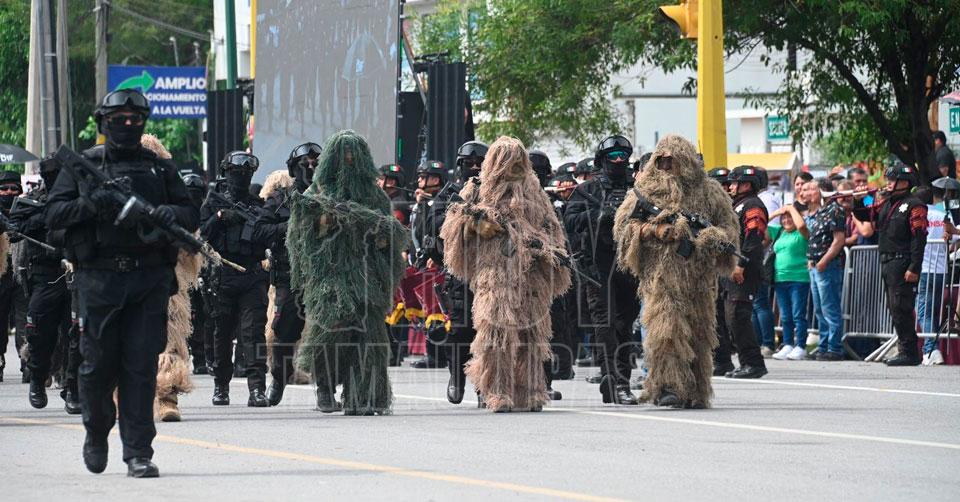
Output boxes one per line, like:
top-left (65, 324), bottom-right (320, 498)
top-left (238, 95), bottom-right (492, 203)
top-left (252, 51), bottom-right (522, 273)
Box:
top-left (286, 130), bottom-right (408, 413)
top-left (440, 136), bottom-right (571, 411)
top-left (613, 134), bottom-right (739, 407)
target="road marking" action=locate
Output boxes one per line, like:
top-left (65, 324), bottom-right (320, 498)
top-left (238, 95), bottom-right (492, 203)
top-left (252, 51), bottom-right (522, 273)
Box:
top-left (0, 415), bottom-right (627, 502)
top-left (714, 377), bottom-right (960, 398)
top-left (385, 392), bottom-right (960, 451)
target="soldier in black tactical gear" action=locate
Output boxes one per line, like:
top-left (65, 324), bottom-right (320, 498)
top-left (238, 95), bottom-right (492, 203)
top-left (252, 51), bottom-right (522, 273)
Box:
top-left (181, 173), bottom-right (210, 374)
top-left (529, 149), bottom-right (552, 187)
top-left (564, 135), bottom-right (641, 404)
top-left (852, 165), bottom-right (927, 366)
top-left (201, 151), bottom-right (271, 407)
top-left (257, 142), bottom-right (321, 407)
top-left (706, 168), bottom-right (735, 376)
top-left (9, 157), bottom-right (78, 414)
top-left (409, 159), bottom-right (450, 370)
top-left (46, 88), bottom-right (198, 478)
top-left (379, 163), bottom-right (413, 226)
top-left (717, 166), bottom-right (769, 379)
top-left (0, 170), bottom-right (27, 383)
top-left (414, 141), bottom-right (488, 404)
top-left (574, 157), bottom-right (595, 184)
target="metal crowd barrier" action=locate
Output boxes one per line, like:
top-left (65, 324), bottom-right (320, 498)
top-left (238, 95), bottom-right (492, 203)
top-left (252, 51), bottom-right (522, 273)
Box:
top-left (772, 243), bottom-right (960, 358)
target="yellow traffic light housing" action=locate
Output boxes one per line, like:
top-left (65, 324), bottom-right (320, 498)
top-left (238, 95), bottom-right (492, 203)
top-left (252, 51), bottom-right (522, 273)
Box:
top-left (659, 0), bottom-right (698, 39)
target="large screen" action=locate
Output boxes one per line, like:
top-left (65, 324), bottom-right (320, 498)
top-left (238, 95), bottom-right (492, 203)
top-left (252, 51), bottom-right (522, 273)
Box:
top-left (254, 0), bottom-right (399, 181)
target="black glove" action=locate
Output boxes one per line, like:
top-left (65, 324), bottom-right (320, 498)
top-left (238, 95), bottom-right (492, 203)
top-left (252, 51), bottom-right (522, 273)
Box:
top-left (152, 205), bottom-right (178, 229)
top-left (89, 186), bottom-right (120, 218)
top-left (218, 209), bottom-right (242, 224)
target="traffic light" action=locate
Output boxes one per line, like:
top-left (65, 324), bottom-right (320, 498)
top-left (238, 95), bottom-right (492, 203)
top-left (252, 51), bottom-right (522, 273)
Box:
top-left (659, 0), bottom-right (698, 39)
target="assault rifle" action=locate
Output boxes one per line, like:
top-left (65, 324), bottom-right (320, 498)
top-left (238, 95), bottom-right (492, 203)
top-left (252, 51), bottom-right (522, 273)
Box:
top-left (0, 212), bottom-right (57, 252)
top-left (205, 190), bottom-right (261, 242)
top-left (628, 188), bottom-right (748, 262)
top-left (53, 145), bottom-right (247, 272)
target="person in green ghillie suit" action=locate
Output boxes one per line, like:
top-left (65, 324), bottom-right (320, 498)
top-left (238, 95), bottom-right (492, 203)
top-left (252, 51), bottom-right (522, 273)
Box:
top-left (286, 130), bottom-right (409, 415)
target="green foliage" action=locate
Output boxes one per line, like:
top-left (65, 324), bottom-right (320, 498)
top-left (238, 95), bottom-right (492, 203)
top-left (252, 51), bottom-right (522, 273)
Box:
top-left (0, 2), bottom-right (31, 146)
top-left (813, 116), bottom-right (890, 166)
top-left (418, 0), bottom-right (960, 179)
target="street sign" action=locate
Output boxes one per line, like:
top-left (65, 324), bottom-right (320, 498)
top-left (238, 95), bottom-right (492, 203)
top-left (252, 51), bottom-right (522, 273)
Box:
top-left (766, 115), bottom-right (790, 141)
top-left (950, 106), bottom-right (960, 134)
top-left (107, 65), bottom-right (207, 119)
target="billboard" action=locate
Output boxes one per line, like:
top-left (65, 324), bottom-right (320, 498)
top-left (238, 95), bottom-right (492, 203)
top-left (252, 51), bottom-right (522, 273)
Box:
top-left (107, 65), bottom-right (207, 119)
top-left (254, 0), bottom-right (399, 180)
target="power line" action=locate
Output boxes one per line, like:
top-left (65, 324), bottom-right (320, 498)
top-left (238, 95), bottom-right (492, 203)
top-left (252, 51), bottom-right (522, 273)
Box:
top-left (105, 0), bottom-right (208, 41)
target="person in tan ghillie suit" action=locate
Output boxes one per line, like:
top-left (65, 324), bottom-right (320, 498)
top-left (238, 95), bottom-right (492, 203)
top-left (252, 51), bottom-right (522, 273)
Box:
top-left (141, 134), bottom-right (200, 422)
top-left (440, 136), bottom-right (571, 412)
top-left (613, 134), bottom-right (739, 409)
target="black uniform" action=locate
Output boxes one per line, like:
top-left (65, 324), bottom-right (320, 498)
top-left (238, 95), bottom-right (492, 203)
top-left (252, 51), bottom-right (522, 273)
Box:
top-left (0, 177), bottom-right (28, 382)
top-left (46, 144), bottom-right (197, 462)
top-left (414, 181), bottom-right (476, 392)
top-left (10, 189), bottom-right (75, 405)
top-left (717, 193), bottom-right (768, 371)
top-left (854, 192), bottom-right (927, 363)
top-left (255, 186), bottom-right (304, 387)
top-left (200, 189), bottom-right (270, 394)
top-left (547, 195), bottom-right (577, 380)
top-left (564, 174), bottom-right (640, 390)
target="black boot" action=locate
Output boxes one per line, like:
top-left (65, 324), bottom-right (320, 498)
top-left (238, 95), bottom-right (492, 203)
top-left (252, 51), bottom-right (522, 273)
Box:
top-left (29, 379), bottom-right (48, 409)
top-left (21, 366), bottom-right (31, 383)
top-left (546, 386), bottom-right (562, 400)
top-left (248, 387), bottom-right (269, 407)
top-left (125, 457), bottom-right (159, 478)
top-left (316, 388), bottom-right (342, 413)
top-left (266, 378), bottom-right (285, 406)
top-left (713, 360), bottom-right (734, 377)
top-left (599, 375), bottom-right (638, 405)
top-left (885, 353), bottom-right (921, 366)
top-left (0, 354), bottom-right (5, 382)
top-left (585, 374), bottom-right (604, 384)
top-left (61, 388), bottom-right (81, 415)
top-left (212, 384), bottom-right (230, 406)
top-left (725, 364), bottom-right (768, 379)
top-left (654, 388), bottom-right (683, 408)
top-left (83, 434), bottom-right (108, 474)
top-left (446, 373), bottom-right (465, 404)
top-left (477, 391), bottom-right (486, 409)
top-left (192, 361), bottom-right (208, 375)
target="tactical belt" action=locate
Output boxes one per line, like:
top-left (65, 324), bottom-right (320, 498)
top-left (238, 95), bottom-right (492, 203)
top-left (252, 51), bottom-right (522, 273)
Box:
top-left (79, 252), bottom-right (168, 272)
top-left (880, 252), bottom-right (909, 263)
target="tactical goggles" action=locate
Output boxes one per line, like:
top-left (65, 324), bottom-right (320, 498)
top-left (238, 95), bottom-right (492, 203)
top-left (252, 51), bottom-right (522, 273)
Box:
top-left (224, 153), bottom-right (259, 171)
top-left (605, 150), bottom-right (629, 162)
top-left (460, 157), bottom-right (482, 168)
top-left (103, 90), bottom-right (150, 110)
top-left (292, 143), bottom-right (322, 159)
top-left (105, 113), bottom-right (145, 127)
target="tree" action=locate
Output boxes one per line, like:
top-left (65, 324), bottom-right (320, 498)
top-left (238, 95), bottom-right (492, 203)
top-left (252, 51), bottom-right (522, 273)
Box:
top-left (418, 1), bottom-right (960, 180)
top-left (0, 2), bottom-right (31, 147)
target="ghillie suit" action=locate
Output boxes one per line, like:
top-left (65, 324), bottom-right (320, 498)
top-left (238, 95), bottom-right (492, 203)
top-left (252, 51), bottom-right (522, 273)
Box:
top-left (259, 170), bottom-right (310, 385)
top-left (440, 137), bottom-right (571, 412)
top-left (613, 135), bottom-right (738, 408)
top-left (286, 131), bottom-right (408, 415)
top-left (141, 134), bottom-right (201, 421)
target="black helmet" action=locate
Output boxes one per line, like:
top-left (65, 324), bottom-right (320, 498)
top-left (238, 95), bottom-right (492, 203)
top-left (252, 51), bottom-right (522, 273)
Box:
top-left (380, 164), bottom-right (405, 185)
top-left (529, 149), bottom-right (551, 186)
top-left (594, 135), bottom-right (633, 165)
top-left (94, 89), bottom-right (151, 127)
top-left (728, 165), bottom-right (768, 192)
top-left (0, 170), bottom-right (21, 187)
top-left (554, 162), bottom-right (576, 178)
top-left (707, 167), bottom-right (731, 184)
top-left (417, 159), bottom-right (447, 184)
top-left (218, 151), bottom-right (260, 177)
top-left (182, 173), bottom-right (206, 191)
top-left (286, 142), bottom-right (322, 177)
top-left (634, 152), bottom-right (652, 174)
top-left (574, 158), bottom-right (595, 177)
top-left (456, 141), bottom-right (489, 162)
top-left (885, 164), bottom-right (919, 187)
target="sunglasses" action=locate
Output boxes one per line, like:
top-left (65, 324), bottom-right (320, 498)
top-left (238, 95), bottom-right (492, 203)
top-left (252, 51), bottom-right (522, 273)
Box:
top-left (0, 184), bottom-right (20, 192)
top-left (292, 143), bottom-right (322, 159)
top-left (106, 114), bottom-right (145, 127)
top-left (225, 153), bottom-right (259, 171)
top-left (606, 151), bottom-right (629, 162)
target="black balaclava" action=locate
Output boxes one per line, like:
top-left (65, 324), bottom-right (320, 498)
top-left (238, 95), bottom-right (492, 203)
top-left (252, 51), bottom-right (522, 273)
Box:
top-left (40, 167), bottom-right (60, 191)
top-left (602, 157), bottom-right (629, 184)
top-left (187, 188), bottom-right (205, 211)
top-left (102, 116), bottom-right (146, 154)
top-left (0, 191), bottom-right (19, 211)
top-left (225, 168), bottom-right (252, 199)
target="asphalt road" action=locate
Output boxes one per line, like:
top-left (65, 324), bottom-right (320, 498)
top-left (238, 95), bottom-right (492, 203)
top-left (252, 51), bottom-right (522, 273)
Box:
top-left (2, 341), bottom-right (959, 502)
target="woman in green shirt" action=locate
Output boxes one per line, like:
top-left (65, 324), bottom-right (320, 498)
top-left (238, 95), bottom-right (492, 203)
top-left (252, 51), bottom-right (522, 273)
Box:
top-left (768, 204), bottom-right (811, 360)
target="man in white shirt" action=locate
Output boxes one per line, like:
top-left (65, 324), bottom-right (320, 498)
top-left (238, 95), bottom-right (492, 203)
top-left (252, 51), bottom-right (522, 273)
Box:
top-left (915, 186), bottom-right (959, 365)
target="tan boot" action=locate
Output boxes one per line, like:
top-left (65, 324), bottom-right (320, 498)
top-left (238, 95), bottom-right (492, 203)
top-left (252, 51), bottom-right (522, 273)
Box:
top-left (158, 395), bottom-right (181, 422)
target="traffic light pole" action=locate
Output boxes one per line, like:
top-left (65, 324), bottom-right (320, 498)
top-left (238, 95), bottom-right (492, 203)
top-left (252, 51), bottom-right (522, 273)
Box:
top-left (697, 0), bottom-right (727, 170)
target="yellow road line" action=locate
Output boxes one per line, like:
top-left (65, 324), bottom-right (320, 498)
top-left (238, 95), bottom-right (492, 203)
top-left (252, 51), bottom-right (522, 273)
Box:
top-left (0, 416), bottom-right (627, 502)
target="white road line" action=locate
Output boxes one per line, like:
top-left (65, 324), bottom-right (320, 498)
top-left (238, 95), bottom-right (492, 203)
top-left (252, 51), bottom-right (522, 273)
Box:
top-left (714, 377), bottom-right (960, 398)
top-left (378, 392), bottom-right (960, 451)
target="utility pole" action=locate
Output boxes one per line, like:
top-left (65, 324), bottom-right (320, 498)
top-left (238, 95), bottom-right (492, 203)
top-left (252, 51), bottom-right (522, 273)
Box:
top-left (37, 0), bottom-right (61, 157)
top-left (170, 36), bottom-right (180, 66)
top-left (95, 0), bottom-right (109, 101)
top-left (56, 0), bottom-right (74, 148)
top-left (224, 0), bottom-right (237, 89)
